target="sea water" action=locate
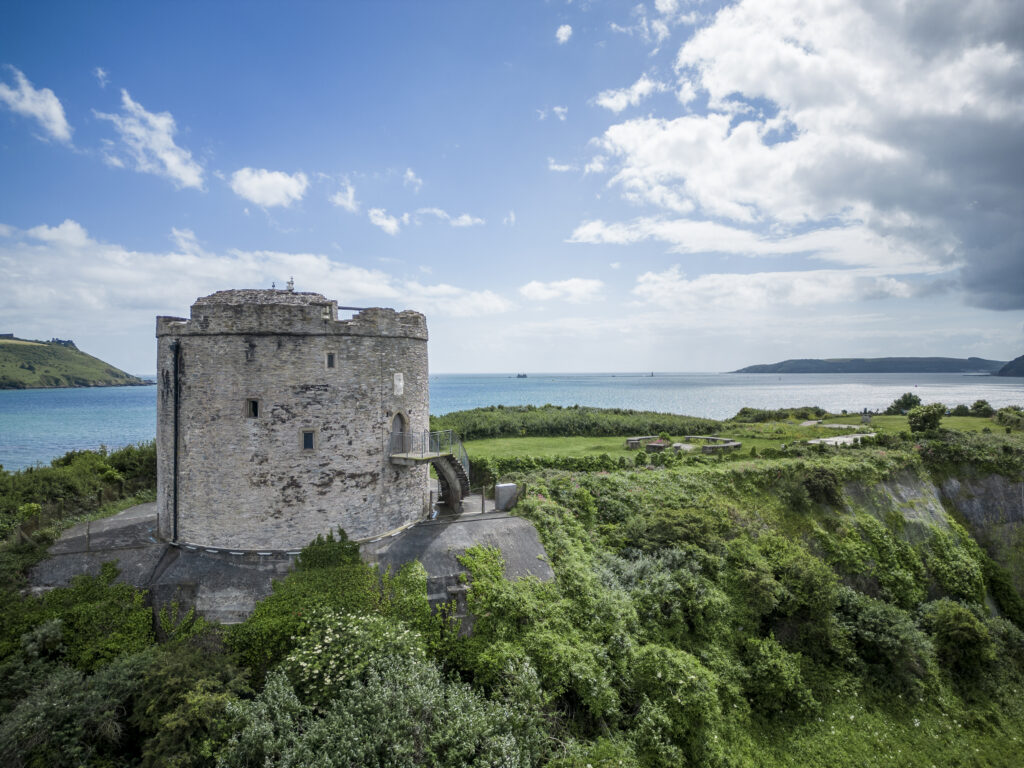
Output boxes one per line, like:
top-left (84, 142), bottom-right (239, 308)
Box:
top-left (1, 373), bottom-right (1022, 471)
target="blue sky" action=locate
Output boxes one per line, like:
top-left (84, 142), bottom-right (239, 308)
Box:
top-left (2, 0), bottom-right (1022, 374)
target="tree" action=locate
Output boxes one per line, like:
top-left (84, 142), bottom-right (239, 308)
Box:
top-left (907, 403), bottom-right (945, 433)
top-left (885, 392), bottom-right (921, 415)
top-left (969, 399), bottom-right (995, 418)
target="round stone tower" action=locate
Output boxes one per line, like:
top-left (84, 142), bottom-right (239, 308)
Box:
top-left (155, 289), bottom-right (430, 551)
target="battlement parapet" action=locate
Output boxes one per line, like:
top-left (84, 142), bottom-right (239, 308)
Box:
top-left (155, 290), bottom-right (426, 340)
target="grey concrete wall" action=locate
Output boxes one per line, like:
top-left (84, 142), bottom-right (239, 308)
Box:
top-left (156, 291), bottom-right (429, 550)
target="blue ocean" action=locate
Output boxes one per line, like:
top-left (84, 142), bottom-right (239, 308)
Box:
top-left (1, 372), bottom-right (1022, 471)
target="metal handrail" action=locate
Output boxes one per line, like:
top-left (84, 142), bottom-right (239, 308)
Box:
top-left (389, 429), bottom-right (470, 478)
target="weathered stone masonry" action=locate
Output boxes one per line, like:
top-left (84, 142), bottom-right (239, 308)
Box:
top-left (156, 289), bottom-right (429, 550)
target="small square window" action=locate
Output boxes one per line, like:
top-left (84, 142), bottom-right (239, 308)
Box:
top-left (301, 430), bottom-right (315, 451)
top-left (246, 399), bottom-right (259, 418)
top-left (326, 352), bottom-right (335, 369)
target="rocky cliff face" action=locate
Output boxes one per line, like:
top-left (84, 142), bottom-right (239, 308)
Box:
top-left (940, 473), bottom-right (1024, 591)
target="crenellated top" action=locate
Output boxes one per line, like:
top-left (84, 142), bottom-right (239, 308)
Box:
top-left (156, 289), bottom-right (427, 340)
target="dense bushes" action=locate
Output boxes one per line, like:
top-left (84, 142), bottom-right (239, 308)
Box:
top-left (730, 405), bottom-right (827, 422)
top-left (431, 404), bottom-right (720, 441)
top-left (2, 423), bottom-right (1024, 765)
top-left (0, 442), bottom-right (157, 539)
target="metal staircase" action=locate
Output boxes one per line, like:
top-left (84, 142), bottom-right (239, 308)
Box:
top-left (388, 429), bottom-right (471, 505)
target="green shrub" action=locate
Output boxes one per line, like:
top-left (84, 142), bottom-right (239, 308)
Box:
top-left (920, 599), bottom-right (995, 683)
top-left (836, 587), bottom-right (934, 692)
top-left (220, 658), bottom-right (549, 768)
top-left (629, 644), bottom-right (723, 767)
top-left (908, 403), bottom-right (945, 433)
top-left (886, 392), bottom-right (922, 415)
top-left (281, 611), bottom-right (426, 710)
top-left (970, 399), bottom-right (996, 418)
top-left (227, 530), bottom-right (382, 680)
top-left (925, 528), bottom-right (985, 604)
top-left (742, 635), bottom-right (817, 716)
top-left (982, 554), bottom-right (1024, 628)
top-left (39, 561), bottom-right (154, 672)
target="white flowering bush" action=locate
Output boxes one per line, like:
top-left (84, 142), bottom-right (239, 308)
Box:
top-left (280, 610), bottom-right (425, 710)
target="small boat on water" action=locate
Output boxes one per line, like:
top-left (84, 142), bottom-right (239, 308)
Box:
top-left (515, 373), bottom-right (528, 378)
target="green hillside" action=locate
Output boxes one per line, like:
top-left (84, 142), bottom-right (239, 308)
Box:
top-left (734, 356), bottom-right (1006, 373)
top-left (996, 353), bottom-right (1024, 377)
top-left (0, 336), bottom-right (150, 389)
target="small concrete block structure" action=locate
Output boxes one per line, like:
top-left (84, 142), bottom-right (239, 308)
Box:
top-left (626, 436), bottom-right (659, 450)
top-left (494, 483), bottom-right (519, 511)
top-left (363, 511), bottom-right (553, 633)
top-left (645, 440), bottom-right (670, 453)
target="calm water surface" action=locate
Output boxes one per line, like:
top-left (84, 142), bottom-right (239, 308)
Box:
top-left (1, 373), bottom-right (1022, 471)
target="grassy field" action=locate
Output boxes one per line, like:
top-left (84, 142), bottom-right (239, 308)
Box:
top-left (463, 412), bottom-right (1013, 459)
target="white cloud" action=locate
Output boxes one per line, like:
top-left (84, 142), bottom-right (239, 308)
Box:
top-left (26, 219), bottom-right (90, 248)
top-left (450, 213), bottom-right (484, 227)
top-left (0, 220), bottom-right (515, 350)
top-left (633, 265), bottom-right (911, 311)
top-left (556, 24), bottom-right (573, 44)
top-left (595, 75), bottom-right (669, 113)
top-left (0, 67), bottom-right (72, 143)
top-left (585, 0), bottom-right (1024, 308)
top-left (548, 157), bottom-right (575, 172)
top-left (584, 155), bottom-right (606, 174)
top-left (329, 180), bottom-right (359, 213)
top-left (403, 167), bottom-right (423, 193)
top-left (230, 167), bottom-right (308, 208)
top-left (520, 278), bottom-right (604, 303)
top-left (569, 217), bottom-right (946, 274)
top-left (170, 227), bottom-right (204, 255)
top-left (368, 208), bottom-right (402, 235)
top-left (94, 67), bottom-right (109, 88)
top-left (552, 106), bottom-right (568, 121)
top-left (95, 90), bottom-right (203, 189)
top-left (403, 281), bottom-right (515, 317)
top-left (415, 208), bottom-right (485, 227)
top-left (503, 210), bottom-right (517, 227)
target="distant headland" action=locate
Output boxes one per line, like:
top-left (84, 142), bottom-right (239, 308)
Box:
top-left (996, 354), bottom-right (1024, 377)
top-left (0, 334), bottom-right (152, 389)
top-left (732, 356), bottom-right (1009, 374)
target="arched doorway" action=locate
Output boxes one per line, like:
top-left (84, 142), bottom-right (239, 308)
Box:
top-left (390, 413), bottom-right (407, 453)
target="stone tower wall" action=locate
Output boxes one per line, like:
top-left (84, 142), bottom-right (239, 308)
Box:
top-left (156, 291), bottom-right (429, 551)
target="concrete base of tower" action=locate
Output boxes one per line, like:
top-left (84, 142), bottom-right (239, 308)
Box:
top-left (28, 499), bottom-right (552, 626)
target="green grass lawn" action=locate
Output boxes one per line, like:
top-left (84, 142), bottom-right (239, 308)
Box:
top-left (464, 423), bottom-right (864, 459)
top-left (820, 413), bottom-right (1003, 433)
top-left (462, 413), bottom-right (1014, 460)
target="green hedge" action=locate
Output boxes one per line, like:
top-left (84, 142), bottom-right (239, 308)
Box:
top-left (431, 404), bottom-right (720, 441)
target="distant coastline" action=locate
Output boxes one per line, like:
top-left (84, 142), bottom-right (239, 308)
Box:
top-left (733, 357), bottom-right (1008, 375)
top-left (0, 335), bottom-right (153, 390)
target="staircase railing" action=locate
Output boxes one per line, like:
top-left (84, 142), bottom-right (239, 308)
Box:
top-left (389, 429), bottom-right (470, 478)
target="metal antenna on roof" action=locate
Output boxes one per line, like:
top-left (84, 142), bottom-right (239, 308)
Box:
top-left (286, 276), bottom-right (295, 292)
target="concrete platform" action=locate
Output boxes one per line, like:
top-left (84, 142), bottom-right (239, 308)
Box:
top-left (29, 499), bottom-right (552, 626)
